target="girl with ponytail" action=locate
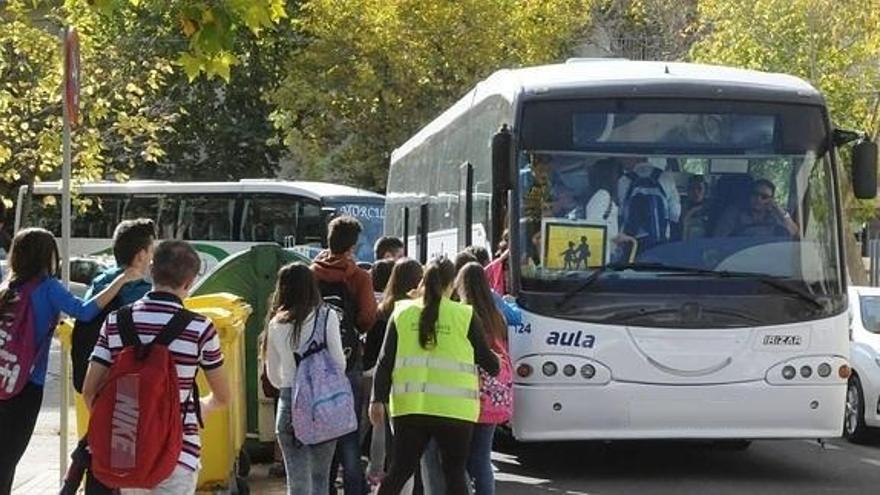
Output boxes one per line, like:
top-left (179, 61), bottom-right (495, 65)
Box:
top-left (369, 257), bottom-right (499, 495)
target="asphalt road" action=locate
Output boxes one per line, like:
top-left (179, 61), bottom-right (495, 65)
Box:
top-left (492, 436), bottom-right (880, 494)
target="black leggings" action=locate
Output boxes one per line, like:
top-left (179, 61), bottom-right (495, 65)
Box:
top-left (0, 382), bottom-right (44, 495)
top-left (378, 414), bottom-right (474, 495)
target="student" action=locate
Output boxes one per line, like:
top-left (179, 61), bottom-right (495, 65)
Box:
top-left (72, 219), bottom-right (155, 393)
top-left (0, 228), bottom-right (142, 495)
top-left (371, 258), bottom-right (396, 303)
top-left (457, 249), bottom-right (521, 328)
top-left (374, 236), bottom-right (405, 261)
top-left (371, 257), bottom-right (500, 495)
top-left (82, 241), bottom-right (230, 495)
top-left (456, 263), bottom-right (513, 495)
top-left (312, 216), bottom-right (377, 495)
top-left (264, 263), bottom-right (346, 495)
top-left (366, 258), bottom-right (424, 489)
top-left (465, 246), bottom-right (490, 267)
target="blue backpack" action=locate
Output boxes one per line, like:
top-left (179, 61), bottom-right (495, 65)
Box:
top-left (622, 168), bottom-right (670, 249)
top-left (291, 305), bottom-right (358, 445)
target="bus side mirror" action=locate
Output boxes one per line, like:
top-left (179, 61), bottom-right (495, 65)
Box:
top-left (852, 139), bottom-right (877, 199)
top-left (491, 124), bottom-right (513, 249)
top-left (492, 124), bottom-right (512, 193)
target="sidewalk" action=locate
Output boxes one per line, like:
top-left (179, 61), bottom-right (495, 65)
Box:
top-left (12, 342), bottom-right (77, 494)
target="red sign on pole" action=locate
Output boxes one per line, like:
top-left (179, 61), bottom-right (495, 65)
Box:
top-left (64, 27), bottom-right (80, 127)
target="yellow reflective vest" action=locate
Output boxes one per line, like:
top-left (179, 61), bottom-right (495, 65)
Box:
top-left (389, 298), bottom-right (479, 422)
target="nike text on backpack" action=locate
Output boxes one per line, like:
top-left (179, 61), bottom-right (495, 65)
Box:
top-left (291, 305), bottom-right (358, 445)
top-left (622, 168), bottom-right (670, 249)
top-left (317, 280), bottom-right (361, 372)
top-left (0, 280), bottom-right (50, 400)
top-left (88, 306), bottom-right (196, 489)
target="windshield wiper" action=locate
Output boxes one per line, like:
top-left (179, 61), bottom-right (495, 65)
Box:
top-left (640, 264), bottom-right (826, 311)
top-left (556, 262), bottom-right (825, 312)
top-left (555, 262), bottom-right (664, 309)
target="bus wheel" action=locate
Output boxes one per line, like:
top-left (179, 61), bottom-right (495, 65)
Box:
top-left (845, 374), bottom-right (871, 443)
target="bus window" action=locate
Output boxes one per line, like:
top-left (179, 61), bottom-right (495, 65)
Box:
top-left (179, 195), bottom-right (236, 241)
top-left (298, 201), bottom-right (323, 245)
top-left (29, 195), bottom-right (61, 236)
top-left (122, 195), bottom-right (177, 239)
top-left (72, 195), bottom-right (122, 239)
top-left (241, 195), bottom-right (300, 244)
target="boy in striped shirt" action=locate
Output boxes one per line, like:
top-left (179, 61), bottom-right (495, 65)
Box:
top-left (83, 240), bottom-right (230, 494)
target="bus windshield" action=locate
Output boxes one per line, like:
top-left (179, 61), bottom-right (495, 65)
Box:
top-left (516, 99), bottom-right (842, 326)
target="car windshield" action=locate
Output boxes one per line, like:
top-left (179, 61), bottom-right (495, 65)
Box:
top-left (515, 100), bottom-right (842, 324)
top-left (860, 296), bottom-right (880, 333)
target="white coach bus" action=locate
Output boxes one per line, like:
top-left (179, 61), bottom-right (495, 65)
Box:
top-left (385, 60), bottom-right (877, 442)
top-left (15, 179), bottom-right (385, 273)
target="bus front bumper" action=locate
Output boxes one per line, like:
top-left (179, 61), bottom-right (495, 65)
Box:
top-left (511, 381), bottom-right (845, 441)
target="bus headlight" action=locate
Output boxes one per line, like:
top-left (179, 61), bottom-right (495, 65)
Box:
top-left (542, 362), bottom-right (558, 377)
top-left (817, 363), bottom-right (832, 377)
top-left (562, 364), bottom-right (576, 377)
top-left (782, 365), bottom-right (796, 380)
top-left (581, 364), bottom-right (596, 379)
top-left (800, 365), bottom-right (813, 378)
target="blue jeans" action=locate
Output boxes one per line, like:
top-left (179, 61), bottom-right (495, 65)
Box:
top-left (466, 424), bottom-right (496, 495)
top-left (329, 370), bottom-right (367, 495)
top-left (277, 388), bottom-right (337, 495)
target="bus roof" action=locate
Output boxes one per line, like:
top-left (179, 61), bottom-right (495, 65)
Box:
top-left (23, 179), bottom-right (384, 202)
top-left (391, 60), bottom-right (823, 163)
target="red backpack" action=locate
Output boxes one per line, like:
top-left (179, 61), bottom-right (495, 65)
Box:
top-left (88, 305), bottom-right (196, 489)
top-left (0, 279), bottom-right (48, 400)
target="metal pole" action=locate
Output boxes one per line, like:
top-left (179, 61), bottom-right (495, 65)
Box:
top-left (868, 238), bottom-right (880, 287)
top-left (59, 26), bottom-right (72, 483)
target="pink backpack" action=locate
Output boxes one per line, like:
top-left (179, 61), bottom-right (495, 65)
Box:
top-left (478, 339), bottom-right (513, 424)
top-left (0, 280), bottom-right (47, 400)
top-left (292, 305), bottom-right (358, 445)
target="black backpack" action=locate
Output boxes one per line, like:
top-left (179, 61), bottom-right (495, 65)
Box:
top-left (317, 280), bottom-right (361, 372)
top-left (71, 297), bottom-right (122, 393)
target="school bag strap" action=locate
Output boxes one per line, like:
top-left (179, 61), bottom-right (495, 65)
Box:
top-left (649, 167), bottom-right (666, 197)
top-left (296, 305), bottom-right (331, 363)
top-left (116, 305), bottom-right (196, 360)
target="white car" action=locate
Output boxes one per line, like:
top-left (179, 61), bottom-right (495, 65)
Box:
top-left (846, 285), bottom-right (880, 442)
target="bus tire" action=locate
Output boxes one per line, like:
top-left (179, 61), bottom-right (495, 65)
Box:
top-left (845, 374), bottom-right (871, 443)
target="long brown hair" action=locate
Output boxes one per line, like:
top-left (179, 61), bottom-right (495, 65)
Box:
top-left (418, 257), bottom-right (455, 349)
top-left (378, 258), bottom-right (423, 318)
top-left (455, 262), bottom-right (507, 345)
top-left (265, 262), bottom-right (322, 349)
top-left (0, 228), bottom-right (59, 307)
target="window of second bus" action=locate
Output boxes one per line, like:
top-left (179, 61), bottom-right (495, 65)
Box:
top-left (178, 195), bottom-right (236, 241)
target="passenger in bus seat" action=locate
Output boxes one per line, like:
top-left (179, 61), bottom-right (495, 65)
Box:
top-left (714, 179), bottom-right (799, 238)
top-left (681, 175), bottom-right (711, 240)
top-left (585, 159), bottom-right (622, 263)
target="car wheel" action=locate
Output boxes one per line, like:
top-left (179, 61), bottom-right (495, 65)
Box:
top-left (844, 374), bottom-right (871, 443)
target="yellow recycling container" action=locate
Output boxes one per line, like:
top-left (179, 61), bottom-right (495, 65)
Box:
top-left (55, 293), bottom-right (252, 493)
top-left (185, 293), bottom-right (251, 492)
